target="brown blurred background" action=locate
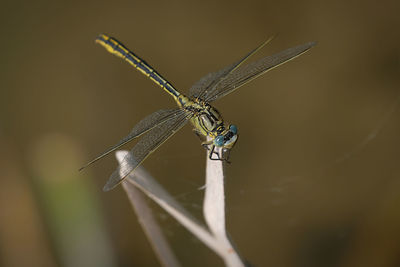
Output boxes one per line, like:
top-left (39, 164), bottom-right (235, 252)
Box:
top-left (1, 0), bottom-right (399, 266)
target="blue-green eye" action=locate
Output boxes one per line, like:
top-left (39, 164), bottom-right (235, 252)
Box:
top-left (214, 135), bottom-right (224, 146)
top-left (229, 125), bottom-right (237, 134)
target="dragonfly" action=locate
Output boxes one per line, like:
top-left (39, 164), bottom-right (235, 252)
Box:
top-left (81, 33), bottom-right (316, 191)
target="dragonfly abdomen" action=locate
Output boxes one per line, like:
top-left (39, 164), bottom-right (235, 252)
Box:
top-left (96, 34), bottom-right (181, 99)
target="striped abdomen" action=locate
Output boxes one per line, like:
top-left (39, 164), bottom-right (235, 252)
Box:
top-left (95, 34), bottom-right (180, 99)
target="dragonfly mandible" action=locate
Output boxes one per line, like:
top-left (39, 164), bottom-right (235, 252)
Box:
top-left (81, 34), bottom-right (316, 191)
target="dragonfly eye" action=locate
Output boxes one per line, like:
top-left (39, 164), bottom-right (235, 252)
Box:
top-left (229, 124), bottom-right (238, 134)
top-left (222, 131), bottom-right (238, 149)
top-left (214, 135), bottom-right (225, 147)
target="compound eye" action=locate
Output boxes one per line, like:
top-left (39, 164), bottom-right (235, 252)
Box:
top-left (229, 125), bottom-right (238, 134)
top-left (214, 135), bottom-right (224, 147)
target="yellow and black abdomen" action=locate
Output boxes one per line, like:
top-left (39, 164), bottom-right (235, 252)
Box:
top-left (95, 34), bottom-right (180, 99)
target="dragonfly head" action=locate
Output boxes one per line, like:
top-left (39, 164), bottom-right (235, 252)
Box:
top-left (213, 124), bottom-right (238, 149)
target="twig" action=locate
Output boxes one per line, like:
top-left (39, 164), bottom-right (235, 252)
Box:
top-left (116, 149), bottom-right (245, 267)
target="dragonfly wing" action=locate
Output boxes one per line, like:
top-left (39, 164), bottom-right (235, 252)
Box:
top-left (79, 108), bottom-right (183, 171)
top-left (188, 63), bottom-right (235, 98)
top-left (205, 41), bottom-right (316, 102)
top-left (188, 36), bottom-right (275, 99)
top-left (103, 111), bottom-right (192, 191)
top-left (129, 108), bottom-right (184, 136)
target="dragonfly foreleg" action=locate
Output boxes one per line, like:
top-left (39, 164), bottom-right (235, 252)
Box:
top-left (201, 138), bottom-right (213, 151)
top-left (202, 143), bottom-right (210, 151)
top-left (208, 145), bottom-right (224, 161)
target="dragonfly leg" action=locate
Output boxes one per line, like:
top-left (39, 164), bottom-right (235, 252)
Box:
top-left (201, 139), bottom-right (223, 161)
top-left (222, 148), bottom-right (231, 164)
top-left (209, 145), bottom-right (217, 160)
top-left (208, 145), bottom-right (224, 161)
top-left (201, 138), bottom-right (213, 151)
top-left (202, 143), bottom-right (210, 151)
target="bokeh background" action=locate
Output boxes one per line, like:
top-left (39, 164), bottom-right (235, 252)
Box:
top-left (1, 0), bottom-right (399, 266)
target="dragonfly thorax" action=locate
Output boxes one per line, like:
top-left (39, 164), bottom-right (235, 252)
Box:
top-left (186, 98), bottom-right (224, 136)
top-left (184, 98), bottom-right (238, 150)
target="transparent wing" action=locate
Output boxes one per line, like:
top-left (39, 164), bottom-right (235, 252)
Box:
top-left (188, 63), bottom-right (235, 98)
top-left (188, 36), bottom-right (276, 99)
top-left (79, 108), bottom-right (183, 171)
top-left (103, 111), bottom-right (192, 191)
top-left (204, 41), bottom-right (316, 102)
